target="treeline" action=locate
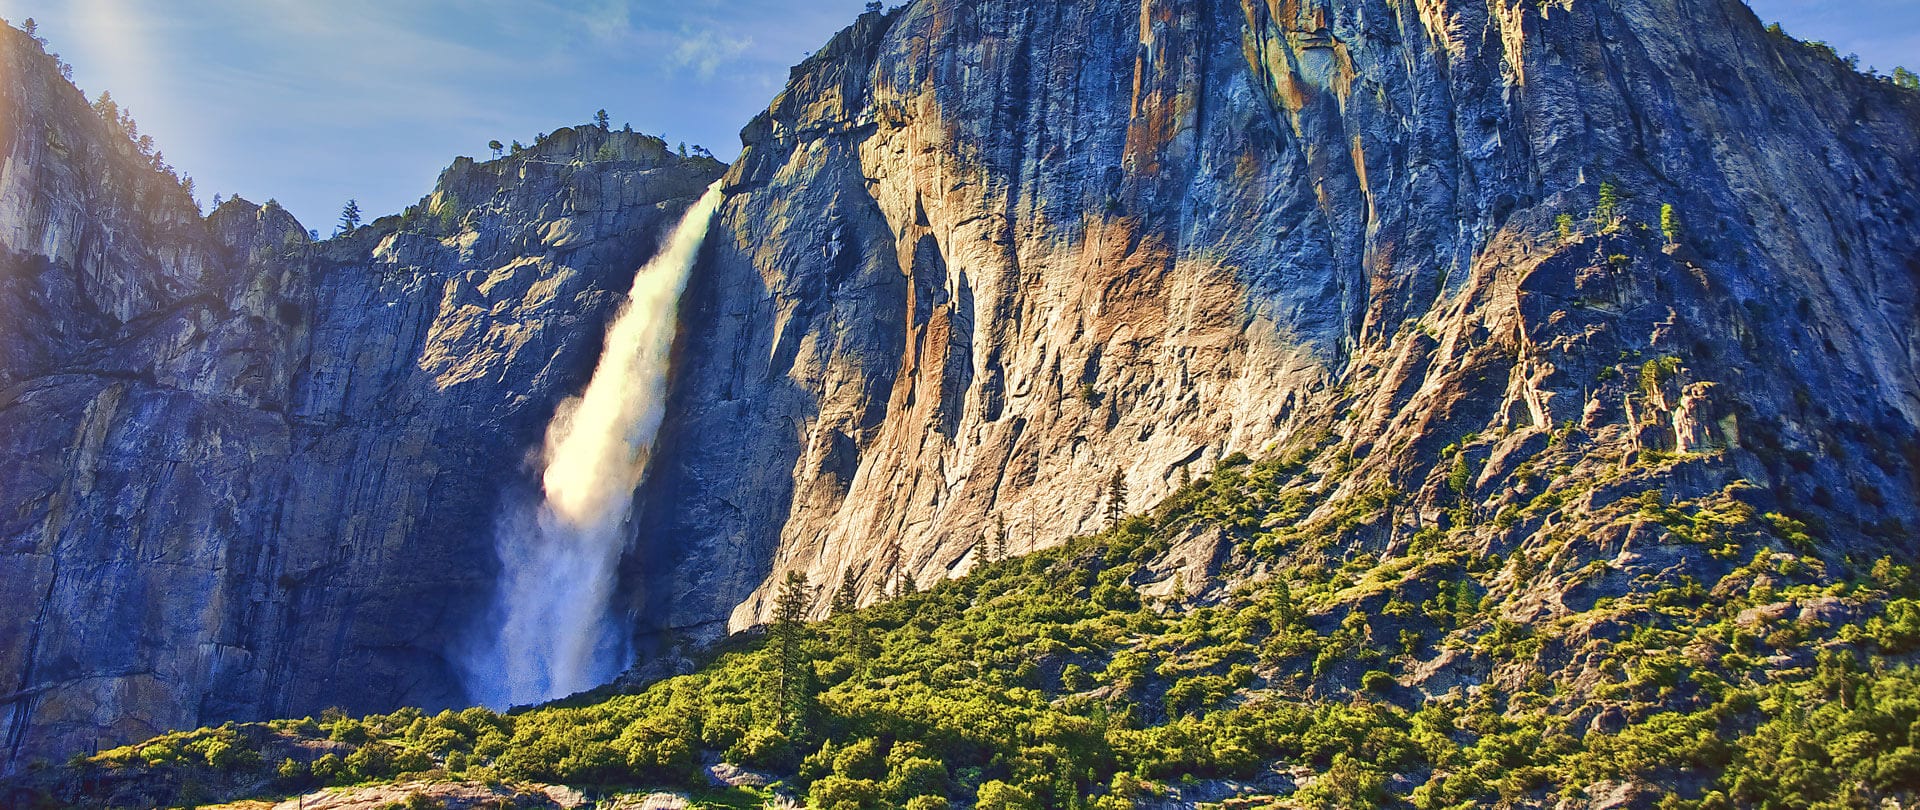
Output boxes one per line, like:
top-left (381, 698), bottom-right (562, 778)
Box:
top-left (1763, 21), bottom-right (1919, 92)
top-left (3, 18), bottom-right (204, 213)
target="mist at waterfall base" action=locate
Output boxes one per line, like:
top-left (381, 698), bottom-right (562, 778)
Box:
top-left (462, 181), bottom-right (726, 709)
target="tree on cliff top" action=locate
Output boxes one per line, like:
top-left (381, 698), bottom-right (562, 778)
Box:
top-left (337, 199), bottom-right (361, 235)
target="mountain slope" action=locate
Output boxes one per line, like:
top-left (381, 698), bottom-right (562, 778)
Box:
top-left (17, 453), bottom-right (1920, 809)
top-left (634, 0), bottom-right (1918, 652)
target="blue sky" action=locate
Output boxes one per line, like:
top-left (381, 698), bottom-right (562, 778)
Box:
top-left (1749, 0), bottom-right (1920, 74)
top-left (0, 0), bottom-right (875, 229)
top-left (0, 0), bottom-right (1911, 231)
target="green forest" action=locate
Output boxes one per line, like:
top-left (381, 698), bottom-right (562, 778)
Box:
top-left (30, 445), bottom-right (1920, 809)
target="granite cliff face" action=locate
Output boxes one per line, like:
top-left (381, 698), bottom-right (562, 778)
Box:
top-left (632, 0), bottom-right (1918, 644)
top-left (0, 23), bottom-right (723, 769)
top-left (3, 0), bottom-right (1919, 776)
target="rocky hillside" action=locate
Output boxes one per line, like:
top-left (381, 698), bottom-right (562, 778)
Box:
top-left (15, 459), bottom-right (1920, 808)
top-left (633, 0), bottom-right (1918, 651)
top-left (0, 22), bottom-right (724, 771)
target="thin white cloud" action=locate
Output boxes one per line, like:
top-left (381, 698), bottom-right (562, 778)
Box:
top-left (671, 28), bottom-right (755, 80)
top-left (573, 0), bottom-right (635, 44)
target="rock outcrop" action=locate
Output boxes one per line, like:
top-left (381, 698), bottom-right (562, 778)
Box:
top-left (632, 0), bottom-right (1918, 644)
top-left (0, 23), bottom-right (724, 770)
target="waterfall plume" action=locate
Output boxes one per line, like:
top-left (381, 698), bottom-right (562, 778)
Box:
top-left (464, 181), bottom-right (725, 708)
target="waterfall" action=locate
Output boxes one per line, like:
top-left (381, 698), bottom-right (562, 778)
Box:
top-left (464, 181), bottom-right (725, 708)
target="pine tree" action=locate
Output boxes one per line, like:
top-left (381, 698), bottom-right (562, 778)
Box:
top-left (21, 18), bottom-right (36, 40)
top-left (594, 109), bottom-right (610, 130)
top-left (829, 568), bottom-right (873, 677)
top-left (337, 199), bottom-right (362, 235)
top-left (987, 515), bottom-right (1007, 563)
top-left (771, 571), bottom-right (812, 732)
top-left (1270, 578), bottom-right (1302, 627)
top-left (1105, 469), bottom-right (1128, 526)
top-left (1895, 67), bottom-right (1919, 91)
top-left (831, 572), bottom-right (859, 617)
top-left (488, 139), bottom-right (503, 159)
top-left (91, 91), bottom-right (117, 127)
top-left (1660, 203), bottom-right (1681, 245)
top-left (1596, 181), bottom-right (1622, 231)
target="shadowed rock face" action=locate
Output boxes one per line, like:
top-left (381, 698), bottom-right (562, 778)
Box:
top-left (0, 25), bottom-right (724, 769)
top-left (632, 0), bottom-right (1919, 643)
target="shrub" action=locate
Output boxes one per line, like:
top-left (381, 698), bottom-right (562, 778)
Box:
top-left (433, 194), bottom-right (462, 231)
top-left (347, 741), bottom-right (394, 780)
top-left (329, 718), bottom-right (369, 744)
top-left (311, 753), bottom-right (347, 784)
top-left (975, 780), bottom-right (1040, 810)
top-left (1868, 599), bottom-right (1920, 653)
top-left (832, 737), bottom-right (884, 781)
top-left (1362, 670), bottom-right (1396, 693)
top-left (727, 726), bottom-right (795, 771)
top-left (1639, 356), bottom-right (1680, 397)
top-left (275, 757), bottom-right (306, 784)
top-left (886, 757), bottom-right (949, 803)
top-left (810, 774), bottom-right (883, 809)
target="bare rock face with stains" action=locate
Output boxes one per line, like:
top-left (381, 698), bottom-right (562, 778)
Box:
top-left (631, 0), bottom-right (1918, 645)
top-left (0, 25), bottom-right (723, 769)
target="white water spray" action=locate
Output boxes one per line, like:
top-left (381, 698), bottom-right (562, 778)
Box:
top-left (465, 181), bottom-right (725, 708)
